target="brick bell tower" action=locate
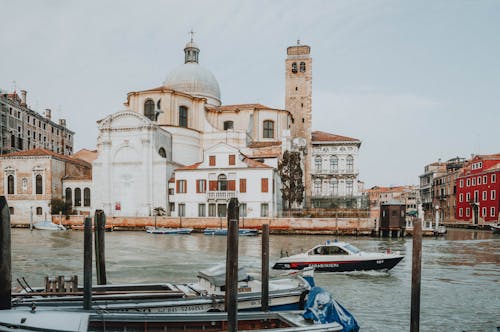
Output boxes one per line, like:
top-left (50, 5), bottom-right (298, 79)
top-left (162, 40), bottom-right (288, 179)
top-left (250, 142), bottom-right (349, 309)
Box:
top-left (285, 41), bottom-right (312, 208)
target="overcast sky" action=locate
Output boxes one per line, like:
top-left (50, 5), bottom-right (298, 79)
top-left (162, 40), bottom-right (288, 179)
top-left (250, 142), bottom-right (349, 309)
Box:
top-left (1, 0), bottom-right (499, 187)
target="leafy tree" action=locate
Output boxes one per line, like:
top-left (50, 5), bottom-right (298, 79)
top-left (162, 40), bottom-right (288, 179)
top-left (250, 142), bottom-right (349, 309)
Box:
top-left (278, 151), bottom-right (304, 211)
top-left (50, 198), bottom-right (72, 215)
top-left (153, 207), bottom-right (166, 216)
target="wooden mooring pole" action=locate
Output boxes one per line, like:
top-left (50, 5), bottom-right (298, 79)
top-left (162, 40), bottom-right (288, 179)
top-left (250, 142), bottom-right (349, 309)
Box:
top-left (411, 218), bottom-right (422, 332)
top-left (261, 223), bottom-right (270, 312)
top-left (0, 197), bottom-right (12, 310)
top-left (94, 210), bottom-right (107, 285)
top-left (225, 198), bottom-right (239, 332)
top-left (83, 217), bottom-right (92, 310)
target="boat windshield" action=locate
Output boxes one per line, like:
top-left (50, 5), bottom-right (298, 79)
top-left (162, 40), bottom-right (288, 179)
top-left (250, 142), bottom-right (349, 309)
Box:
top-left (343, 244), bottom-right (360, 254)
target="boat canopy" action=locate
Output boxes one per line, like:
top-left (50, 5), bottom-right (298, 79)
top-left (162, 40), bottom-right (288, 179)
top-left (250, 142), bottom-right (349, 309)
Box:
top-left (197, 265), bottom-right (251, 287)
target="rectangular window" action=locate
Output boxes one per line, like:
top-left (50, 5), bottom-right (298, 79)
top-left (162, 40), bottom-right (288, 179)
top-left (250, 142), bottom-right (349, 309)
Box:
top-left (459, 193), bottom-right (463, 202)
top-left (482, 191), bottom-right (487, 201)
top-left (169, 202), bottom-right (175, 212)
top-left (459, 208), bottom-right (463, 217)
top-left (466, 178), bottom-right (470, 187)
top-left (178, 203), bottom-right (185, 217)
top-left (491, 207), bottom-right (496, 217)
top-left (209, 155), bottom-right (216, 166)
top-left (198, 204), bottom-right (206, 217)
top-left (261, 178), bottom-right (268, 193)
top-left (492, 190), bottom-right (496, 200)
top-left (240, 178), bottom-right (247, 193)
top-left (459, 179), bottom-right (464, 188)
top-left (228, 154), bottom-right (235, 165)
top-left (466, 208), bottom-right (470, 217)
top-left (478, 176), bottom-right (481, 185)
top-left (261, 203), bottom-right (269, 217)
top-left (466, 192), bottom-right (470, 202)
top-left (492, 174), bottom-right (497, 183)
top-left (176, 180), bottom-right (187, 193)
top-left (217, 204), bottom-right (227, 217)
top-left (482, 207), bottom-right (487, 217)
top-left (472, 178), bottom-right (476, 186)
top-left (483, 175), bottom-right (488, 184)
top-left (474, 190), bottom-right (479, 203)
top-left (208, 203), bottom-right (216, 217)
top-left (196, 179), bottom-right (206, 193)
top-left (239, 203), bottom-right (247, 217)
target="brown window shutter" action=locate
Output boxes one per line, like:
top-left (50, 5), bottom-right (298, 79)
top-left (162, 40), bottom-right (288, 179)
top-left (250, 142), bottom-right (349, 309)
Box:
top-left (209, 180), bottom-right (217, 191)
top-left (240, 179), bottom-right (246, 193)
top-left (261, 178), bottom-right (268, 193)
top-left (176, 180), bottom-right (180, 193)
top-left (228, 180), bottom-right (236, 191)
top-left (196, 180), bottom-right (200, 193)
top-left (229, 154), bottom-right (235, 165)
top-left (209, 156), bottom-right (216, 166)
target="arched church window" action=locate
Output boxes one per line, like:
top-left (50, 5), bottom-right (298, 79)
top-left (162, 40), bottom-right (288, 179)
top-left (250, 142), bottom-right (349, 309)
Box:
top-left (179, 106), bottom-right (188, 128)
top-left (7, 175), bottom-right (14, 194)
top-left (315, 156), bottom-right (322, 172)
top-left (75, 188), bottom-right (81, 207)
top-left (330, 156), bottom-right (338, 172)
top-left (158, 147), bottom-right (167, 158)
top-left (144, 99), bottom-right (155, 121)
top-left (291, 62), bottom-right (297, 73)
top-left (330, 179), bottom-right (338, 195)
top-left (83, 188), bottom-right (91, 207)
top-left (263, 120), bottom-right (274, 138)
top-left (346, 155), bottom-right (354, 172)
top-left (217, 174), bottom-right (227, 191)
top-left (346, 179), bottom-right (354, 196)
top-left (300, 62), bottom-right (306, 72)
top-left (314, 179), bottom-right (321, 194)
top-left (65, 188), bottom-right (72, 207)
top-left (224, 121), bottom-right (234, 130)
top-left (35, 174), bottom-right (43, 194)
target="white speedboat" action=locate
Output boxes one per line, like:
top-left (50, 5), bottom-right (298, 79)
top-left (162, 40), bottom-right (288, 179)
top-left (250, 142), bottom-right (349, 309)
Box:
top-left (33, 220), bottom-right (66, 231)
top-left (146, 226), bottom-right (193, 234)
top-left (273, 240), bottom-right (404, 272)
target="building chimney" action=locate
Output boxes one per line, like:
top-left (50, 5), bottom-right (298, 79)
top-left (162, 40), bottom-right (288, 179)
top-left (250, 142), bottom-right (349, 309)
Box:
top-left (20, 90), bottom-right (27, 106)
top-left (59, 119), bottom-right (66, 127)
top-left (45, 109), bottom-right (52, 120)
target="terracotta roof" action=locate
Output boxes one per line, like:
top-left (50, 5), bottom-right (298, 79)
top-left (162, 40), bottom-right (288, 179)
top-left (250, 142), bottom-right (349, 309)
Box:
top-left (247, 141), bottom-right (282, 148)
top-left (242, 158), bottom-right (272, 168)
top-left (175, 162), bottom-right (203, 170)
top-left (312, 131), bottom-right (360, 142)
top-left (1, 148), bottom-right (91, 167)
top-left (73, 149), bottom-right (98, 164)
top-left (63, 174), bottom-right (92, 181)
top-left (219, 104), bottom-right (283, 112)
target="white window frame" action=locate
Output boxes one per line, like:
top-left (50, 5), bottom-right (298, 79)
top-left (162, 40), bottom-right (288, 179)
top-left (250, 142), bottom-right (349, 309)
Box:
top-left (491, 190), bottom-right (496, 200)
top-left (482, 207), bottom-right (487, 217)
top-left (459, 208), bottom-right (463, 217)
top-left (178, 203), bottom-right (185, 217)
top-left (466, 208), bottom-right (470, 217)
top-left (261, 203), bottom-right (269, 217)
top-left (491, 207), bottom-right (496, 217)
top-left (466, 178), bottom-right (470, 187)
top-left (482, 191), bottom-right (487, 201)
top-left (472, 178), bottom-right (476, 186)
top-left (478, 176), bottom-right (481, 185)
top-left (492, 174), bottom-right (497, 183)
top-left (459, 179), bottom-right (464, 188)
top-left (459, 193), bottom-right (464, 203)
top-left (198, 203), bottom-right (206, 217)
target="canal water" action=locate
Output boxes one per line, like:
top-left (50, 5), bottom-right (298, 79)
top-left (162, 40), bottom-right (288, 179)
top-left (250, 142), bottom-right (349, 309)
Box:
top-left (9, 228), bottom-right (500, 331)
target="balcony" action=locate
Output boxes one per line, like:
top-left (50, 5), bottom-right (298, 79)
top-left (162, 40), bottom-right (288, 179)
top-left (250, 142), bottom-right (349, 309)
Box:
top-left (207, 191), bottom-right (237, 200)
top-left (312, 168), bottom-right (359, 176)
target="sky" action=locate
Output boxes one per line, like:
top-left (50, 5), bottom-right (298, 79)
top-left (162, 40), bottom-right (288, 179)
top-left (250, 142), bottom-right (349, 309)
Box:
top-left (1, 0), bottom-right (499, 187)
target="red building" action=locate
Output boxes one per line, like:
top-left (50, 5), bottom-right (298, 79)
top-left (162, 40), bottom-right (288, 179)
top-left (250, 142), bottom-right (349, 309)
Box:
top-left (455, 154), bottom-right (500, 224)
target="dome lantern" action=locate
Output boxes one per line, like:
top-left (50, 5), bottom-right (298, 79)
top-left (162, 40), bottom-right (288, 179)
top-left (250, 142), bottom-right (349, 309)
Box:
top-left (184, 30), bottom-right (199, 63)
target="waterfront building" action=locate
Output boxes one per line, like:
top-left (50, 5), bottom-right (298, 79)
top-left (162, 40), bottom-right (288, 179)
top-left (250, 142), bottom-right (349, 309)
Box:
top-left (0, 89), bottom-right (74, 155)
top-left (168, 143), bottom-right (278, 218)
top-left (419, 161), bottom-right (447, 221)
top-left (0, 148), bottom-right (91, 223)
top-left (455, 154), bottom-right (500, 225)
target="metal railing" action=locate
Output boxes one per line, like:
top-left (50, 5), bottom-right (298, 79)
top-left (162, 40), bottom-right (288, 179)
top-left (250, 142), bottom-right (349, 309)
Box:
top-left (207, 191), bottom-right (237, 200)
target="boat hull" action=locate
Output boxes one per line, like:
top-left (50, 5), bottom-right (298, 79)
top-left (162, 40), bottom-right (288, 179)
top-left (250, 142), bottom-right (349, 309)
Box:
top-left (146, 227), bottom-right (193, 234)
top-left (273, 256), bottom-right (404, 272)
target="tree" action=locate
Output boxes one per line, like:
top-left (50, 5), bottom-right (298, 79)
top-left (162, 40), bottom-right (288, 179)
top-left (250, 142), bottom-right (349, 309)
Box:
top-left (50, 198), bottom-right (72, 215)
top-left (278, 151), bottom-right (304, 211)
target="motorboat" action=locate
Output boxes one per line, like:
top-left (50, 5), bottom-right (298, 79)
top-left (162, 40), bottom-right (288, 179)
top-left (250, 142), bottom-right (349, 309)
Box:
top-left (204, 228), bottom-right (258, 236)
top-left (146, 226), bottom-right (193, 234)
top-left (491, 223), bottom-right (500, 234)
top-left (33, 220), bottom-right (66, 231)
top-left (272, 240), bottom-right (404, 272)
top-left (13, 265), bottom-right (313, 313)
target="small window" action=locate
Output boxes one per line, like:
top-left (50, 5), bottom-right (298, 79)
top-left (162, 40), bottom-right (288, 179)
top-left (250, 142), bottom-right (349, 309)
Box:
top-left (482, 207), bottom-right (487, 217)
top-left (240, 179), bottom-right (247, 193)
top-left (492, 190), bottom-right (496, 200)
top-left (83, 188), bottom-right (91, 207)
top-left (209, 203), bottom-right (216, 217)
top-left (144, 100), bottom-right (155, 121)
top-left (74, 188), bottom-right (82, 206)
top-left (482, 191), bottom-right (487, 201)
top-left (178, 203), bottom-right (185, 217)
top-left (346, 179), bottom-right (354, 196)
top-left (263, 120), bottom-right (274, 139)
top-left (209, 156), bottom-right (216, 166)
top-left (459, 179), bottom-right (464, 188)
top-left (196, 179), bottom-right (206, 193)
top-left (315, 157), bottom-right (322, 172)
top-left (176, 180), bottom-right (187, 193)
top-left (239, 203), bottom-right (247, 217)
top-left (299, 62), bottom-right (306, 72)
top-left (291, 62), bottom-right (297, 73)
top-left (218, 174), bottom-right (227, 191)
top-left (65, 188), bottom-right (72, 206)
top-left (261, 203), bottom-right (269, 217)
top-left (346, 155), bottom-right (354, 172)
top-left (491, 207), bottom-right (496, 217)
top-left (228, 154), bottom-right (235, 166)
top-left (223, 121), bottom-right (234, 130)
top-left (158, 147), bottom-right (167, 158)
top-left (459, 208), bottom-right (463, 217)
top-left (330, 156), bottom-right (338, 172)
top-left (36, 207), bottom-right (43, 215)
top-left (261, 178), bottom-right (269, 193)
top-left (492, 174), bottom-right (497, 183)
top-left (459, 193), bottom-right (464, 202)
top-left (9, 207), bottom-right (14, 215)
top-left (217, 204), bottom-right (227, 217)
top-left (7, 175), bottom-right (15, 194)
top-left (179, 106), bottom-right (188, 128)
top-left (35, 174), bottom-right (43, 194)
top-left (198, 204), bottom-right (206, 217)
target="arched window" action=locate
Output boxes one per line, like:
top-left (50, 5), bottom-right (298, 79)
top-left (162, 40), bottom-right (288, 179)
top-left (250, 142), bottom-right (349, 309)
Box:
top-left (65, 188), bottom-right (72, 207)
top-left (36, 207), bottom-right (42, 215)
top-left (330, 156), bottom-right (338, 172)
top-left (179, 106), bottom-right (188, 128)
top-left (315, 156), bottom-right (322, 172)
top-left (263, 120), bottom-right (274, 138)
top-left (10, 134), bottom-right (15, 148)
top-left (346, 179), bottom-right (354, 196)
top-left (217, 174), bottom-right (227, 191)
top-left (158, 147), bottom-right (166, 158)
top-left (291, 62), bottom-right (297, 73)
top-left (314, 179), bottom-right (321, 194)
top-left (223, 121), bottom-right (234, 130)
top-left (330, 179), bottom-right (338, 195)
top-left (74, 188), bottom-right (82, 207)
top-left (346, 155), bottom-right (354, 172)
top-left (300, 62), bottom-right (306, 72)
top-left (35, 174), bottom-right (43, 194)
top-left (7, 175), bottom-right (14, 194)
top-left (83, 188), bottom-right (91, 207)
top-left (144, 99), bottom-right (155, 121)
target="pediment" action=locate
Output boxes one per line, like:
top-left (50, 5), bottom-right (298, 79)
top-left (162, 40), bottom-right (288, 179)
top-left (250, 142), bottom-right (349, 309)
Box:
top-left (99, 111), bottom-right (152, 130)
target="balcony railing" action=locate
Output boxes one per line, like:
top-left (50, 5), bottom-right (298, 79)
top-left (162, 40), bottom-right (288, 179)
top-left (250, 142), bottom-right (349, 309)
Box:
top-left (207, 191), bottom-right (237, 200)
top-left (312, 168), bottom-right (358, 175)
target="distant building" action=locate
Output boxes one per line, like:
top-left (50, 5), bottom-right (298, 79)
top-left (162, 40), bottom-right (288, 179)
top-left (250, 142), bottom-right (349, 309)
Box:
top-left (419, 161), bottom-right (447, 220)
top-left (0, 89), bottom-right (74, 155)
top-left (455, 154), bottom-right (500, 225)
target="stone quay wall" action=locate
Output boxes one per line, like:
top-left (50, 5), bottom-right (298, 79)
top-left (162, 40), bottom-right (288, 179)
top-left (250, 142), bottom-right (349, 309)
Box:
top-left (11, 215), bottom-right (374, 235)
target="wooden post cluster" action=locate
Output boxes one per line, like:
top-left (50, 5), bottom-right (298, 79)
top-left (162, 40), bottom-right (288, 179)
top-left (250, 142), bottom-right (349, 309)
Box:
top-left (225, 198), bottom-right (239, 332)
top-left (411, 219), bottom-right (422, 332)
top-left (261, 223), bottom-right (270, 312)
top-left (0, 196), bottom-right (12, 310)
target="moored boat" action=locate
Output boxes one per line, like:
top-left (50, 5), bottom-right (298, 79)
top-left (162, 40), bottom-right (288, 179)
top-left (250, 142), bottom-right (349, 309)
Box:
top-left (491, 223), bottom-right (500, 234)
top-left (33, 220), bottom-right (66, 231)
top-left (146, 226), bottom-right (193, 234)
top-left (204, 228), bottom-right (258, 236)
top-left (273, 240), bottom-right (404, 272)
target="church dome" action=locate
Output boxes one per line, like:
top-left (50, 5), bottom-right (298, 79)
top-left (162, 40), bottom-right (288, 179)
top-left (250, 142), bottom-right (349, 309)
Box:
top-left (163, 38), bottom-right (221, 106)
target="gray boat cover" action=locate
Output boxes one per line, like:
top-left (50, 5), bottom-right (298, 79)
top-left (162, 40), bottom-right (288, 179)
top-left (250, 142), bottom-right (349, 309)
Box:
top-left (197, 265), bottom-right (251, 287)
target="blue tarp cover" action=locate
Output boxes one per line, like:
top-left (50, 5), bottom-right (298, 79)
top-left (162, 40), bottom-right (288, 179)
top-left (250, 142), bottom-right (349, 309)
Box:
top-left (303, 287), bottom-right (359, 332)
